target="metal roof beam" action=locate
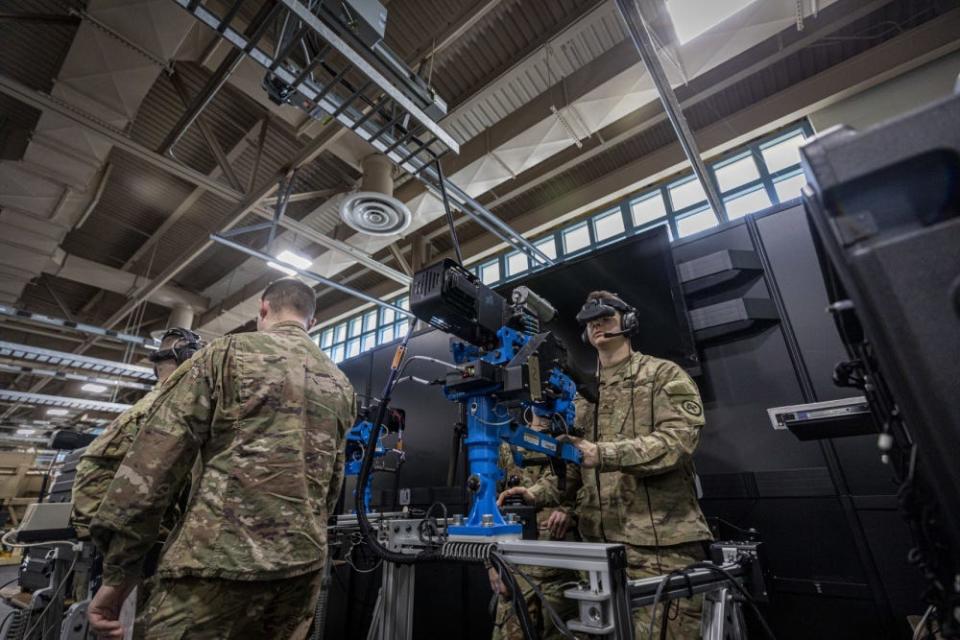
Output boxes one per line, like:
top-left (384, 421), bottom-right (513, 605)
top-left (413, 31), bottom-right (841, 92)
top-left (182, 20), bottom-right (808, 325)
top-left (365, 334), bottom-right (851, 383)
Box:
top-left (209, 234), bottom-right (412, 319)
top-left (399, 0), bottom-right (899, 214)
top-left (614, 0), bottom-right (725, 219)
top-left (0, 304), bottom-right (159, 348)
top-left (0, 389), bottom-right (131, 414)
top-left (0, 363), bottom-right (153, 391)
top-left (311, 10), bottom-right (960, 324)
top-left (0, 341), bottom-right (155, 381)
top-left (0, 73), bottom-right (246, 205)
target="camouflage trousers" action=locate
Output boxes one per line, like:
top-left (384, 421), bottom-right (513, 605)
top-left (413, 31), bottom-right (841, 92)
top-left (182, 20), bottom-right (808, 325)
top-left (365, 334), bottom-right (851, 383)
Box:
top-left (626, 542), bottom-right (707, 640)
top-left (492, 567), bottom-right (579, 640)
top-left (138, 571), bottom-right (323, 640)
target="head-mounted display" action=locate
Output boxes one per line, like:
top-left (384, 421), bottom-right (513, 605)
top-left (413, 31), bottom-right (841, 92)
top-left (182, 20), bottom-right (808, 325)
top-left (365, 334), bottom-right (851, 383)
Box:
top-left (148, 327), bottom-right (203, 365)
top-left (575, 296), bottom-right (632, 326)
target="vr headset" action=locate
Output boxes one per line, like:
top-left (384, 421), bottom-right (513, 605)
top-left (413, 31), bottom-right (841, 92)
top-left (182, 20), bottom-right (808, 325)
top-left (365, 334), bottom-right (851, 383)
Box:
top-left (148, 328), bottom-right (203, 367)
top-left (575, 295), bottom-right (638, 344)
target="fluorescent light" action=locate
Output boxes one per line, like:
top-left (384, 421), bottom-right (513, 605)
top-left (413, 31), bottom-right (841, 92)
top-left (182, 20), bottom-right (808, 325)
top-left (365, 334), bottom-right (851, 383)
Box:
top-left (666, 0), bottom-right (757, 44)
top-left (15, 429), bottom-right (36, 437)
top-left (46, 408), bottom-right (69, 416)
top-left (81, 383), bottom-right (109, 394)
top-left (267, 250), bottom-right (312, 276)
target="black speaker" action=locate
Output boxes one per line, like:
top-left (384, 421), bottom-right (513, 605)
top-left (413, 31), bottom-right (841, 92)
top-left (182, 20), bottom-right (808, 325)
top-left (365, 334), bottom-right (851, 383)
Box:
top-left (801, 91), bottom-right (960, 635)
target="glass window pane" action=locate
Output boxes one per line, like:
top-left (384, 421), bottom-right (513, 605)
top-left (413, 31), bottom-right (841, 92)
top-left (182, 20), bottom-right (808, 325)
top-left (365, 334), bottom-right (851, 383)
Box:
top-left (506, 252), bottom-right (528, 277)
top-left (333, 323), bottom-right (346, 344)
top-left (362, 310), bottom-right (377, 332)
top-left (320, 328), bottom-right (333, 348)
top-left (592, 209), bottom-right (625, 242)
top-left (348, 317), bottom-right (362, 337)
top-left (346, 338), bottom-right (360, 358)
top-left (562, 223), bottom-right (590, 254)
top-left (379, 325), bottom-right (394, 343)
top-left (381, 307), bottom-right (395, 324)
top-left (331, 344), bottom-right (345, 364)
top-left (395, 321), bottom-right (408, 339)
top-left (631, 192), bottom-right (667, 226)
top-left (533, 236), bottom-right (557, 261)
top-left (479, 260), bottom-right (501, 285)
top-left (396, 296), bottom-right (409, 311)
top-left (361, 333), bottom-right (376, 352)
top-left (676, 209), bottom-right (718, 238)
top-left (761, 132), bottom-right (806, 173)
top-left (724, 187), bottom-right (772, 220)
top-left (713, 153), bottom-right (760, 192)
top-left (668, 178), bottom-right (706, 211)
top-left (773, 172), bottom-right (806, 202)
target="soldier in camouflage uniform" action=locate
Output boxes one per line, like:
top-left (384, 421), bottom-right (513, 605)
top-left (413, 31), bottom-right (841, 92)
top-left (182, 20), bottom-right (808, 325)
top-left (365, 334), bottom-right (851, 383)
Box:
top-left (72, 328), bottom-right (202, 638)
top-left (491, 442), bottom-right (579, 640)
top-left (500, 291), bottom-right (712, 640)
top-left (87, 278), bottom-right (356, 640)
top-left (72, 328), bottom-right (202, 540)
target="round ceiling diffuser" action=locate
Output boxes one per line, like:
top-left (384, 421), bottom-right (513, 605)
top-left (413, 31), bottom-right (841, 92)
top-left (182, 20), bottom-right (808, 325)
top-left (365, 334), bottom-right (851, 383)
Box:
top-left (339, 192), bottom-right (412, 236)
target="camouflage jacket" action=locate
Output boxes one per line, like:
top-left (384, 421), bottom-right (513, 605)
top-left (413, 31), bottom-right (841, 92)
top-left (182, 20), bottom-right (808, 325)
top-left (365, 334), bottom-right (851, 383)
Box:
top-left (71, 389), bottom-right (162, 540)
top-left (527, 352), bottom-right (712, 547)
top-left (90, 321), bottom-right (355, 585)
top-left (499, 443), bottom-right (578, 581)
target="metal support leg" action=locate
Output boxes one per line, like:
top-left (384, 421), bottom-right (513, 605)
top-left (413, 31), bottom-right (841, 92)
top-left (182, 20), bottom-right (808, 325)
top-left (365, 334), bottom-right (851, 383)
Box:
top-left (701, 587), bottom-right (746, 640)
top-left (373, 562), bottom-right (415, 640)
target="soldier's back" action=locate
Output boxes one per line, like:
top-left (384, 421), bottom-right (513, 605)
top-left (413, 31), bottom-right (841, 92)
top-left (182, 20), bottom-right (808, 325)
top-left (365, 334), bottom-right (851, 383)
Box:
top-left (158, 320), bottom-right (355, 581)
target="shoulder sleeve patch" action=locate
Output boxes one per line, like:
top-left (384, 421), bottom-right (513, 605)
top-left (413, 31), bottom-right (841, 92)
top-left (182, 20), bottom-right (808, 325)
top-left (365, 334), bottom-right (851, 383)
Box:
top-left (663, 379), bottom-right (697, 396)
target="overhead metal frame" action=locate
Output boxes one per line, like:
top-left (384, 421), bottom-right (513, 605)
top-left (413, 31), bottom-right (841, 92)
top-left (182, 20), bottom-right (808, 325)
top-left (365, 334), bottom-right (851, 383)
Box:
top-left (209, 234), bottom-right (414, 319)
top-left (0, 304), bottom-right (159, 348)
top-left (0, 341), bottom-right (156, 381)
top-left (170, 0), bottom-right (555, 267)
top-left (0, 363), bottom-right (153, 392)
top-left (0, 389), bottom-right (132, 414)
top-left (614, 0), bottom-right (726, 221)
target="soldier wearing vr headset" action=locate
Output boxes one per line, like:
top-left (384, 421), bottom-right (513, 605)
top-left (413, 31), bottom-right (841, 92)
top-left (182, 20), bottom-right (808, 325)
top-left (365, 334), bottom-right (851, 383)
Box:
top-left (72, 327), bottom-right (203, 638)
top-left (500, 291), bottom-right (712, 639)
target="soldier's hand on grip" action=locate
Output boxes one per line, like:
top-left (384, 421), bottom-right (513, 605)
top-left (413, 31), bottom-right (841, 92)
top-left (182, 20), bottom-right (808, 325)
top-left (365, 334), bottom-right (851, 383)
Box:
top-left (497, 486), bottom-right (534, 507)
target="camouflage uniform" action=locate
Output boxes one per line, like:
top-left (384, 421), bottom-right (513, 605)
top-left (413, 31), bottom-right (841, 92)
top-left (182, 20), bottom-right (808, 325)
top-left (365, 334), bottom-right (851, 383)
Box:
top-left (90, 320), bottom-right (355, 639)
top-left (528, 352), bottom-right (712, 639)
top-left (72, 388), bottom-right (163, 540)
top-left (72, 382), bottom-right (194, 639)
top-left (493, 444), bottom-right (579, 640)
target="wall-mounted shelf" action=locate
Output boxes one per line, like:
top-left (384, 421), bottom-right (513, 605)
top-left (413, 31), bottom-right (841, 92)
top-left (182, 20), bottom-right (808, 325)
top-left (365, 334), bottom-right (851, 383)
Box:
top-left (678, 249), bottom-right (763, 296)
top-left (689, 298), bottom-right (779, 341)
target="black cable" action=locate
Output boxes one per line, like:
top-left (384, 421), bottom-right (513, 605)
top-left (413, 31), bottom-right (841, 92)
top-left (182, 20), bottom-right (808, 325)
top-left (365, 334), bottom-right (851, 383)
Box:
top-left (510, 564), bottom-right (577, 640)
top-left (435, 159), bottom-right (464, 265)
top-left (354, 319), bottom-right (442, 566)
top-left (684, 562), bottom-right (778, 640)
top-left (489, 550), bottom-right (538, 640)
top-left (647, 568), bottom-right (688, 640)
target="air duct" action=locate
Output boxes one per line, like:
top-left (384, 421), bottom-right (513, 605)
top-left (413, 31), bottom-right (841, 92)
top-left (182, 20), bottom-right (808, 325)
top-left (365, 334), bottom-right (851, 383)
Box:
top-left (339, 154), bottom-right (412, 236)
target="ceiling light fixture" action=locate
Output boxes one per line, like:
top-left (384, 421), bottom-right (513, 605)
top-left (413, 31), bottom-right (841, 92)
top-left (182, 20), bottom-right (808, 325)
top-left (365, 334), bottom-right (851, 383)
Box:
top-left (15, 429), bottom-right (36, 437)
top-left (666, 0), bottom-right (758, 44)
top-left (81, 383), bottom-right (109, 394)
top-left (267, 249), bottom-right (313, 276)
top-left (46, 408), bottom-right (70, 416)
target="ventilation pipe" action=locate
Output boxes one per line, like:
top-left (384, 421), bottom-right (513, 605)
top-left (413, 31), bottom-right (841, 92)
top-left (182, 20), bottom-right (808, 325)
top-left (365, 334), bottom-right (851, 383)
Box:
top-left (166, 303), bottom-right (195, 330)
top-left (339, 154), bottom-right (412, 236)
